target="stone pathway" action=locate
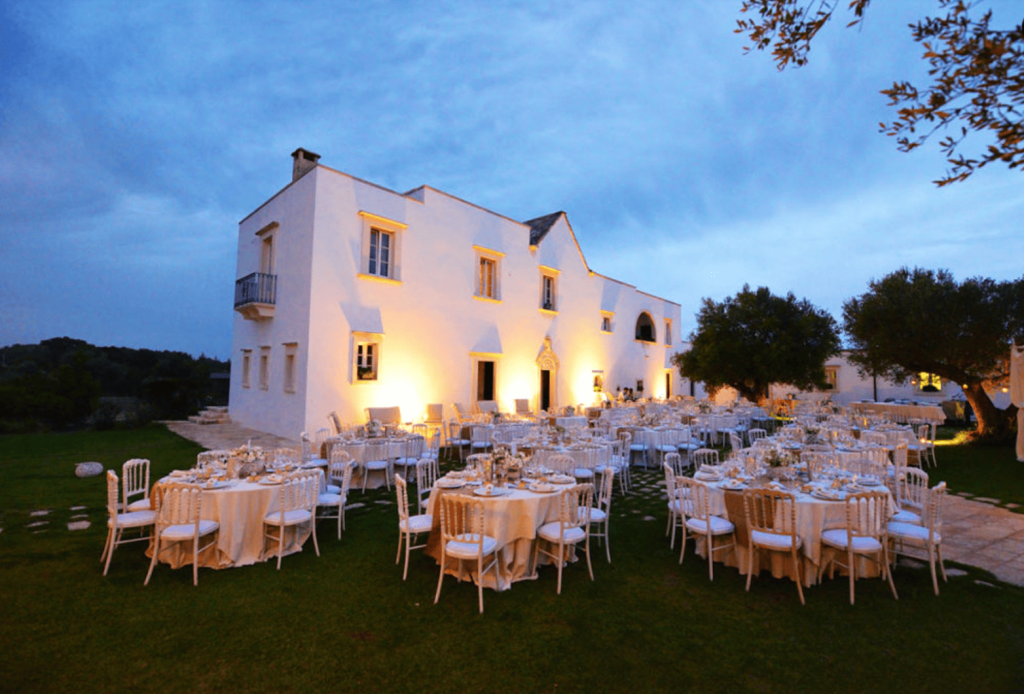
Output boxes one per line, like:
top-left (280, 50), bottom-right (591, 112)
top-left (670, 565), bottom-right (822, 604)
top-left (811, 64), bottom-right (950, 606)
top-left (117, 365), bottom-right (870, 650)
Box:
top-left (159, 420), bottom-right (1024, 587)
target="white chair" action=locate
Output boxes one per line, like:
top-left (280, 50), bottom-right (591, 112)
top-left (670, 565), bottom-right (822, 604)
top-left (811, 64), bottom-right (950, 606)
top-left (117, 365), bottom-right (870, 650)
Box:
top-left (747, 428), bottom-right (768, 445)
top-left (514, 398), bottom-right (533, 420)
top-left (629, 430), bottom-right (651, 469)
top-left (318, 458), bottom-right (353, 539)
top-left (546, 454), bottom-right (575, 476)
top-left (312, 427), bottom-right (331, 458)
top-left (917, 423), bottom-right (937, 468)
top-left (392, 436), bottom-right (423, 478)
top-left (819, 491), bottom-right (898, 605)
top-left (395, 473), bottom-right (433, 581)
top-left (728, 430), bottom-right (744, 453)
top-left (691, 448), bottom-right (720, 470)
top-left (892, 467), bottom-right (929, 526)
top-left (889, 482), bottom-right (948, 595)
top-left (616, 432), bottom-right (634, 491)
top-left (664, 452), bottom-right (687, 479)
top-left (324, 449), bottom-right (352, 494)
top-left (145, 482), bottom-right (219, 586)
top-left (328, 411), bottom-right (343, 436)
top-left (446, 420), bottom-right (470, 463)
top-left (663, 463), bottom-right (684, 548)
top-left (361, 440), bottom-right (392, 493)
top-left (415, 457), bottom-right (438, 512)
top-left (102, 470), bottom-right (155, 576)
top-left (588, 467), bottom-right (614, 563)
top-left (122, 458), bottom-right (152, 512)
top-left (262, 473), bottom-right (320, 570)
top-left (676, 477), bottom-right (735, 581)
top-left (743, 488), bottom-right (805, 605)
top-left (434, 494), bottom-right (499, 613)
top-left (469, 425), bottom-right (493, 454)
top-left (421, 429), bottom-right (442, 477)
top-left (534, 483), bottom-right (594, 594)
top-left (300, 431), bottom-right (327, 467)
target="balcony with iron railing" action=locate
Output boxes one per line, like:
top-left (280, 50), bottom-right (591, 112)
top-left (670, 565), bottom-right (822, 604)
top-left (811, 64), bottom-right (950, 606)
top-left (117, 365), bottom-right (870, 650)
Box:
top-left (234, 272), bottom-right (277, 320)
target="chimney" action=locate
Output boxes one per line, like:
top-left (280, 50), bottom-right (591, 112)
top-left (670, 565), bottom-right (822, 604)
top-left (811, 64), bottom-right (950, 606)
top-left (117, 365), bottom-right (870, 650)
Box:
top-left (291, 148), bottom-right (321, 182)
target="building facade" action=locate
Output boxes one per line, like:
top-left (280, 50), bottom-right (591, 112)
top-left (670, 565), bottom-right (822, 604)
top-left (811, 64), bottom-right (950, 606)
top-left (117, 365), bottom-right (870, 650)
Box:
top-left (229, 150), bottom-right (683, 439)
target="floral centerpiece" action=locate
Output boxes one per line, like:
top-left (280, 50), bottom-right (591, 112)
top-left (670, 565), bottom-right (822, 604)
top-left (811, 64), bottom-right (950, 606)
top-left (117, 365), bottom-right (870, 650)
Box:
top-left (803, 427), bottom-right (824, 446)
top-left (227, 445), bottom-right (267, 478)
top-left (697, 400), bottom-right (712, 414)
top-left (761, 448), bottom-right (797, 480)
top-left (364, 419), bottom-right (384, 438)
top-left (491, 446), bottom-right (527, 483)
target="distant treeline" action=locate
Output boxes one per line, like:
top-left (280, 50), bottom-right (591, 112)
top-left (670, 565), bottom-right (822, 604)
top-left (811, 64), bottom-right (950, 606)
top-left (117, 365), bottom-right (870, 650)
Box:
top-left (0, 337), bottom-right (229, 432)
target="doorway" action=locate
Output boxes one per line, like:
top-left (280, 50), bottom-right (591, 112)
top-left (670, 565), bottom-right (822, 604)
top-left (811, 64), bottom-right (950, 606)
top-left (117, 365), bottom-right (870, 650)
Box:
top-left (540, 369), bottom-right (551, 412)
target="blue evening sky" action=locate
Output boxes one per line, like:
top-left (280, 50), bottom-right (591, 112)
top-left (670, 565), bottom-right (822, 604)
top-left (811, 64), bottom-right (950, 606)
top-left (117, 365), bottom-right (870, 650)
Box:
top-left (2, 1), bottom-right (1021, 359)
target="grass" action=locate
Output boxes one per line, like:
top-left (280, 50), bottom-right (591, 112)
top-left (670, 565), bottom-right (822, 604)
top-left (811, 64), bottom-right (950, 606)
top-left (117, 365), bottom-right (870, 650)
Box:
top-left (1, 425), bottom-right (1022, 693)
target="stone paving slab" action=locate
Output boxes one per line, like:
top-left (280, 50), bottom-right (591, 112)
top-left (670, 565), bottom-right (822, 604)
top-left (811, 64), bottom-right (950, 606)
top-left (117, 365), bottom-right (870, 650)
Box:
top-left (162, 420), bottom-right (299, 452)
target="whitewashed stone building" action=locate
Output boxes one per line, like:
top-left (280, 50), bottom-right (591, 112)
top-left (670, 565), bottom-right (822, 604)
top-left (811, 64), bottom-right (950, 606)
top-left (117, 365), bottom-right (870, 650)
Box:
top-left (229, 149), bottom-right (683, 439)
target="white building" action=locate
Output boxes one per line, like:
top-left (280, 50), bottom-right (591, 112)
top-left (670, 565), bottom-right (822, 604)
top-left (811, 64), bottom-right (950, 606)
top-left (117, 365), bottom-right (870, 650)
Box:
top-left (229, 149), bottom-right (684, 439)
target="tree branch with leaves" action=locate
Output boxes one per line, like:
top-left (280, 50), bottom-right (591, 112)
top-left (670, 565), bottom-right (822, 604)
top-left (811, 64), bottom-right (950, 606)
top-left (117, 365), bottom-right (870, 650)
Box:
top-left (737, 0), bottom-right (1024, 186)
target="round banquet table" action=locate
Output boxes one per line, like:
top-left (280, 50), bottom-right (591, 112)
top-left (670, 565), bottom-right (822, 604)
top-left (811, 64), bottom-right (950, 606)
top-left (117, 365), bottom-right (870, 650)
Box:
top-left (692, 479), bottom-right (896, 587)
top-left (148, 471), bottom-right (322, 570)
top-left (424, 484), bottom-right (573, 591)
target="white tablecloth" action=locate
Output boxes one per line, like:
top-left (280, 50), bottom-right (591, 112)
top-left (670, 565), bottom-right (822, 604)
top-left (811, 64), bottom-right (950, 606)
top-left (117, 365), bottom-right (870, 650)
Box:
top-left (847, 402), bottom-right (945, 424)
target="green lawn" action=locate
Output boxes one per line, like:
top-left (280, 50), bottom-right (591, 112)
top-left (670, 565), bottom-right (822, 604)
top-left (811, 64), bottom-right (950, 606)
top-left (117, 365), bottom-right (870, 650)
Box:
top-left (1, 425), bottom-right (1022, 693)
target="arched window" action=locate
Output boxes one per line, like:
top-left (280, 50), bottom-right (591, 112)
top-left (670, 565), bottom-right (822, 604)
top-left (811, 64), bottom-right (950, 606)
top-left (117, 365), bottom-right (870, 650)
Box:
top-left (635, 312), bottom-right (656, 342)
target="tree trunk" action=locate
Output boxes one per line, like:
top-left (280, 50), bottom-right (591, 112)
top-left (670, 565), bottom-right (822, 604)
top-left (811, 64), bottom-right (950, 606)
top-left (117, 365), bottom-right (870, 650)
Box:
top-left (961, 382), bottom-right (1014, 439)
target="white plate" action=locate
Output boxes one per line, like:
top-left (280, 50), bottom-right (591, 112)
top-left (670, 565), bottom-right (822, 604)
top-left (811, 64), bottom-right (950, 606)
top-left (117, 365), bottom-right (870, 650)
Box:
top-left (549, 475), bottom-right (575, 484)
top-left (528, 483), bottom-right (558, 493)
top-left (259, 477), bottom-right (284, 485)
top-left (473, 486), bottom-right (510, 497)
top-left (695, 473), bottom-right (722, 482)
top-left (812, 489), bottom-right (844, 501)
top-left (720, 481), bottom-right (746, 491)
top-left (205, 480), bottom-right (232, 490)
top-left (435, 479), bottom-right (464, 489)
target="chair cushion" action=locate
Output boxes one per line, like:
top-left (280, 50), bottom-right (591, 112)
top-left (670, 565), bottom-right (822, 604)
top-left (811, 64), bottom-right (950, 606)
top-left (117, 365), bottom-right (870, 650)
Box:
top-left (888, 521), bottom-right (939, 544)
top-left (445, 533), bottom-right (498, 558)
top-left (126, 498), bottom-right (152, 513)
top-left (890, 509), bottom-right (922, 525)
top-left (161, 520), bottom-right (218, 541)
top-left (364, 460), bottom-right (388, 470)
top-left (318, 492), bottom-right (343, 506)
top-left (400, 514), bottom-right (433, 534)
top-left (820, 529), bottom-right (883, 552)
top-left (325, 484), bottom-right (341, 495)
top-left (686, 515), bottom-right (734, 535)
top-left (537, 521), bottom-right (586, 544)
top-left (265, 509), bottom-right (313, 526)
top-left (588, 507), bottom-right (607, 523)
top-left (114, 510), bottom-right (156, 528)
top-left (574, 468), bottom-right (594, 479)
top-left (751, 529), bottom-right (800, 551)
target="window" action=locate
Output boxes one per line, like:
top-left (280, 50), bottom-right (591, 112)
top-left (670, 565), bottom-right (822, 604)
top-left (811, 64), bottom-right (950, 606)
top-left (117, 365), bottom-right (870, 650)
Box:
top-left (823, 365), bottom-right (839, 391)
top-left (600, 311), bottom-right (614, 333)
top-left (241, 350), bottom-right (252, 388)
top-left (473, 246), bottom-right (504, 302)
top-left (470, 352), bottom-right (501, 405)
top-left (283, 343), bottom-right (297, 393)
top-left (541, 275), bottom-right (556, 311)
top-left (917, 372), bottom-right (942, 392)
top-left (358, 211), bottom-right (406, 283)
top-left (479, 257), bottom-right (497, 298)
top-left (352, 332), bottom-right (383, 383)
top-left (664, 320), bottom-right (672, 345)
top-left (368, 228), bottom-right (392, 278)
top-left (259, 346), bottom-right (271, 390)
top-left (635, 312), bottom-right (656, 342)
top-left (539, 266), bottom-right (560, 312)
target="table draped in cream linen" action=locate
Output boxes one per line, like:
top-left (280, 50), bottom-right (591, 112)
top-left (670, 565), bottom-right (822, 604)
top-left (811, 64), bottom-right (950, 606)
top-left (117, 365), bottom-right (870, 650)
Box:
top-left (529, 444), bottom-right (610, 472)
top-left (693, 482), bottom-right (895, 587)
top-left (148, 471), bottom-right (323, 570)
top-left (847, 401), bottom-right (945, 424)
top-left (425, 486), bottom-right (566, 591)
top-left (1011, 344), bottom-right (1024, 461)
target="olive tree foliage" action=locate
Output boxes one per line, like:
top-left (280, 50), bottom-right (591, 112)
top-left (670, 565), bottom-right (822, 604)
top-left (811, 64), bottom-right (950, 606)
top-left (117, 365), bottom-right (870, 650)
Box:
top-left (842, 268), bottom-right (1024, 439)
top-left (736, 0), bottom-right (1024, 186)
top-left (673, 285), bottom-right (841, 403)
